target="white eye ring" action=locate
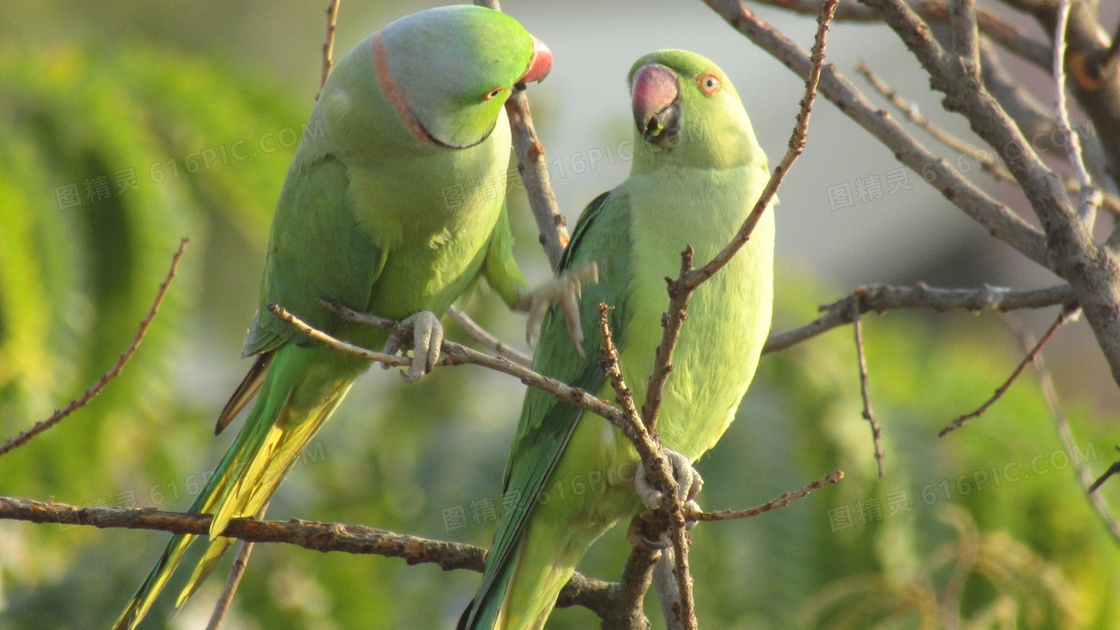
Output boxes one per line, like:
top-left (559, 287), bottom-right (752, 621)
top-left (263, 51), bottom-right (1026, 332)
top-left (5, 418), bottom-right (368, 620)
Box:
top-left (699, 73), bottom-right (720, 95)
top-left (483, 86), bottom-right (504, 101)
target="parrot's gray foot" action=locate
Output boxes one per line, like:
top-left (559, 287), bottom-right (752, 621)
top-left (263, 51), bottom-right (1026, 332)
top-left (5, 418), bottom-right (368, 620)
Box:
top-left (519, 261), bottom-right (599, 355)
top-left (635, 449), bottom-right (703, 511)
top-left (383, 311), bottom-right (444, 383)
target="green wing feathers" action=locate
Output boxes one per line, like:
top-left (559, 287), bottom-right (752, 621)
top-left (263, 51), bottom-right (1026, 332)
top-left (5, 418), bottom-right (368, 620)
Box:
top-left (242, 154), bottom-right (385, 357)
top-left (462, 190), bottom-right (634, 629)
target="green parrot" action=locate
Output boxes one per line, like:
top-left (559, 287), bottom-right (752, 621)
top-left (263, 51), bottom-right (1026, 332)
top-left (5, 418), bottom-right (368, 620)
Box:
top-left (113, 6), bottom-right (568, 629)
top-left (459, 50), bottom-right (776, 630)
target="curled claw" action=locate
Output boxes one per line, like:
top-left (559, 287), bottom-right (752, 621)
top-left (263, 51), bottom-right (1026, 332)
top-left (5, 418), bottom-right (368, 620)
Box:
top-left (635, 449), bottom-right (704, 511)
top-left (522, 261), bottom-right (599, 354)
top-left (381, 311), bottom-right (444, 383)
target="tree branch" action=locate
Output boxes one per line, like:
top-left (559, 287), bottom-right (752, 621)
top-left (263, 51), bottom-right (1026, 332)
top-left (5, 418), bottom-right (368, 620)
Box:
top-left (703, 0), bottom-right (1050, 267)
top-left (748, 0), bottom-right (1052, 68)
top-left (272, 302), bottom-right (628, 428)
top-left (688, 469), bottom-right (844, 522)
top-left (939, 305), bottom-right (1078, 437)
top-left (1004, 311), bottom-right (1120, 546)
top-left (0, 238), bottom-right (188, 458)
top-left (446, 305), bottom-right (532, 367)
top-left (763, 282), bottom-right (1075, 354)
top-left (317, 0), bottom-right (341, 98)
top-left (1053, 0), bottom-right (1102, 223)
top-left (861, 0), bottom-right (1120, 396)
top-left (851, 298), bottom-right (885, 477)
top-left (0, 496), bottom-right (617, 618)
top-left (597, 303), bottom-right (697, 629)
top-left (1089, 447), bottom-right (1120, 493)
top-left (857, 59), bottom-right (1120, 217)
top-left (473, 0), bottom-right (569, 269)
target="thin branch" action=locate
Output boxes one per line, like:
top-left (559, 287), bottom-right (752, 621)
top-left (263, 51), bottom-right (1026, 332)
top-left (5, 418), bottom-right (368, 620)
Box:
top-left (747, 0), bottom-right (1052, 68)
top-left (652, 551), bottom-right (684, 630)
top-left (640, 247), bottom-right (694, 437)
top-left (642, 0), bottom-right (839, 433)
top-left (857, 59), bottom-right (1120, 217)
top-left (857, 61), bottom-right (1011, 181)
top-left (939, 305), bottom-right (1078, 437)
top-left (597, 303), bottom-right (696, 630)
top-left (0, 238), bottom-right (188, 458)
top-left (0, 496), bottom-right (617, 618)
top-left (205, 538), bottom-right (254, 630)
top-left (686, 0), bottom-right (836, 288)
top-left (688, 469), bottom-right (844, 522)
top-left (598, 304), bottom-right (643, 424)
top-left (1053, 0), bottom-right (1102, 222)
top-left (272, 302), bottom-right (628, 428)
top-left (473, 0), bottom-right (569, 269)
top-left (703, 0), bottom-right (1050, 267)
top-left (1005, 311), bottom-right (1120, 545)
top-left (504, 90), bottom-right (569, 270)
top-left (318, 0), bottom-right (340, 97)
top-left (851, 297), bottom-right (885, 478)
top-left (206, 499), bottom-right (269, 630)
top-left (949, 0), bottom-right (980, 71)
top-left (446, 305), bottom-right (532, 367)
top-left (764, 283), bottom-right (1075, 355)
top-left (607, 542), bottom-right (659, 630)
top-left (860, 0), bottom-right (1120, 395)
top-left (1089, 447), bottom-right (1120, 493)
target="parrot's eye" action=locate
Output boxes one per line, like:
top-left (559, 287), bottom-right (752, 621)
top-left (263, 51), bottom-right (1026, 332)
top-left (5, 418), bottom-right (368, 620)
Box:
top-left (698, 73), bottom-right (721, 95)
top-left (483, 86), bottom-right (505, 101)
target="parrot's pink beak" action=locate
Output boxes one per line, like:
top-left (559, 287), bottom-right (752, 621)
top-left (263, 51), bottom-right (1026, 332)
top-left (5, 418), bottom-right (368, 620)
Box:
top-left (631, 63), bottom-right (679, 129)
top-left (519, 36), bottom-right (552, 84)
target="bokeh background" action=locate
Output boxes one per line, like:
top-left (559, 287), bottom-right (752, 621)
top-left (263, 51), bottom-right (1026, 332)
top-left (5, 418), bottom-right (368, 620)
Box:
top-left (2, 1), bottom-right (1120, 628)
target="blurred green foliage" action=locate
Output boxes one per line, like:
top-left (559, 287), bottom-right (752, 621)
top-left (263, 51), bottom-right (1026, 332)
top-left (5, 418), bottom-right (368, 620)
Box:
top-left (1, 43), bottom-right (1119, 630)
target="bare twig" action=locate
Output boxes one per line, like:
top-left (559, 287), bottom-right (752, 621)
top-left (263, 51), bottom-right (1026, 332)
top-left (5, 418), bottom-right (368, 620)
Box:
top-left (318, 0), bottom-right (341, 97)
top-left (643, 0), bottom-right (838, 433)
top-left (857, 61), bottom-right (1013, 182)
top-left (747, 0), bottom-right (1052, 68)
top-left (857, 60), bottom-right (1120, 216)
top-left (0, 238), bottom-right (188, 458)
top-left (687, 0), bottom-right (836, 288)
top-left (1089, 447), bottom-right (1120, 493)
top-left (206, 499), bottom-right (270, 630)
top-left (851, 297), bottom-right (885, 478)
top-left (446, 305), bottom-right (532, 367)
top-left (272, 302), bottom-right (629, 427)
top-left (1003, 311), bottom-right (1120, 545)
top-left (703, 0), bottom-right (1049, 267)
top-left (0, 496), bottom-right (616, 618)
top-left (598, 304), bottom-right (642, 423)
top-left (939, 306), bottom-right (1078, 437)
top-left (205, 538), bottom-right (255, 630)
top-left (473, 0), bottom-right (569, 269)
top-left (607, 542), bottom-right (659, 630)
top-left (597, 303), bottom-right (696, 629)
top-left (1053, 0), bottom-right (1102, 223)
top-left (861, 0), bottom-right (1120, 394)
top-left (764, 283), bottom-right (1075, 355)
top-left (688, 469), bottom-right (844, 522)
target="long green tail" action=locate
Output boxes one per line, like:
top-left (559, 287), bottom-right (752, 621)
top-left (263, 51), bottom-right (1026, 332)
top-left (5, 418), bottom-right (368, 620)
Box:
top-left (113, 343), bottom-right (367, 629)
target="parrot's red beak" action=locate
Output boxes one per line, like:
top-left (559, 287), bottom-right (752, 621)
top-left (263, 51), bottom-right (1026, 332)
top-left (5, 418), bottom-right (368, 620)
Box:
top-left (519, 36), bottom-right (552, 84)
top-left (631, 63), bottom-right (680, 142)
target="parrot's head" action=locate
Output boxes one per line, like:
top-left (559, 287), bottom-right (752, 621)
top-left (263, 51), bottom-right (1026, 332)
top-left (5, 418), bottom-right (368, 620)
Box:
top-left (370, 5), bottom-right (551, 150)
top-left (627, 50), bottom-right (764, 170)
